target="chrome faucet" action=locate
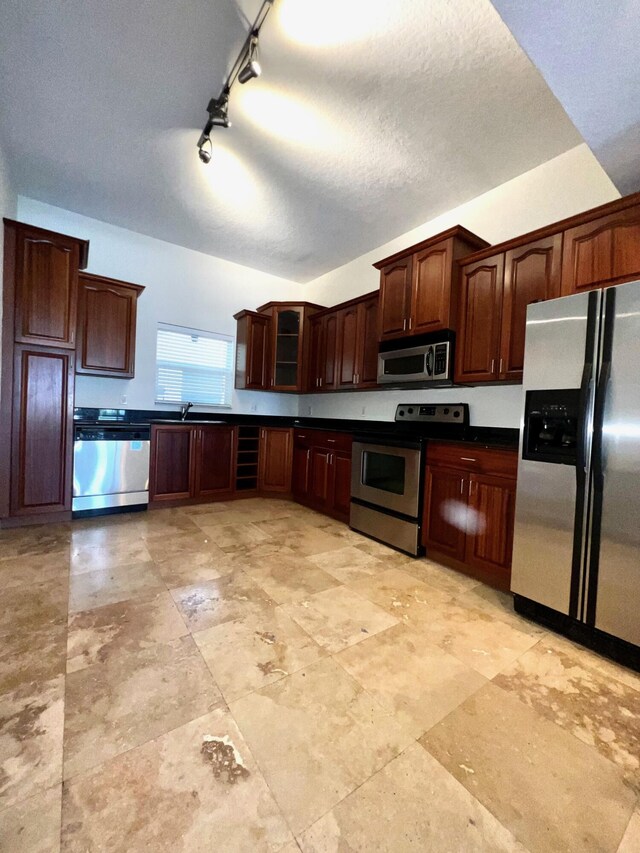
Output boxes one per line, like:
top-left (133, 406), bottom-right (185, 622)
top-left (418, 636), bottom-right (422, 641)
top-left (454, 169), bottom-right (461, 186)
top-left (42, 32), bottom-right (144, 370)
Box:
top-left (180, 401), bottom-right (193, 421)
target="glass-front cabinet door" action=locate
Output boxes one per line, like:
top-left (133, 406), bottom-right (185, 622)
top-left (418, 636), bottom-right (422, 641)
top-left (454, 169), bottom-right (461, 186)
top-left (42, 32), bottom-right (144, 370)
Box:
top-left (273, 307), bottom-right (301, 390)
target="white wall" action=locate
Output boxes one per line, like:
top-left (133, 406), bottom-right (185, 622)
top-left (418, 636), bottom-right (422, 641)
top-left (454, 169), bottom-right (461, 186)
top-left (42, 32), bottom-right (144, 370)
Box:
top-left (16, 197), bottom-right (300, 416)
top-left (0, 140), bottom-right (18, 413)
top-left (302, 144), bottom-right (619, 427)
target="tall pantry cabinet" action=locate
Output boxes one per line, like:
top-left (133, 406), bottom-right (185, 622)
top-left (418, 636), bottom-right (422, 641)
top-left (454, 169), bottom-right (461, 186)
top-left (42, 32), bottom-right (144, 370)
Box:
top-left (1, 219), bottom-right (90, 521)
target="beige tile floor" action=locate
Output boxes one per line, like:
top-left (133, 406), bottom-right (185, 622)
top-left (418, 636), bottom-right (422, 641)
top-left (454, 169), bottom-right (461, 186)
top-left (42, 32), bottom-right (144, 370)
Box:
top-left (0, 497), bottom-right (638, 852)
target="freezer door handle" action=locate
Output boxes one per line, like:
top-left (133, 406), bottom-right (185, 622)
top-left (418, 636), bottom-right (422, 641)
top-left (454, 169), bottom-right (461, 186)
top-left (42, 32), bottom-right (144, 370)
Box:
top-left (591, 360), bottom-right (611, 490)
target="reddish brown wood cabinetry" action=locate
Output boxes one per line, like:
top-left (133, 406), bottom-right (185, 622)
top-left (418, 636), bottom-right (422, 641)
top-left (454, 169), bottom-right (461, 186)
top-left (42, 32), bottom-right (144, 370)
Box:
top-left (11, 346), bottom-right (75, 516)
top-left (76, 273), bottom-right (144, 377)
top-left (457, 235), bottom-right (561, 384)
top-left (356, 295), bottom-right (379, 387)
top-left (292, 429), bottom-right (352, 522)
top-left (422, 442), bottom-right (517, 591)
top-left (150, 424), bottom-right (235, 503)
top-left (234, 310), bottom-right (271, 390)
top-left (561, 205), bottom-right (640, 295)
top-left (258, 427), bottom-right (293, 493)
top-left (456, 254), bottom-right (504, 383)
top-left (375, 227), bottom-right (489, 343)
top-left (1, 219), bottom-right (89, 522)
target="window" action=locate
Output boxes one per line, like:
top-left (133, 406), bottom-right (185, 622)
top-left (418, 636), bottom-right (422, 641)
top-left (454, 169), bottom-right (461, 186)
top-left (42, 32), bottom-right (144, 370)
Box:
top-left (155, 323), bottom-right (234, 407)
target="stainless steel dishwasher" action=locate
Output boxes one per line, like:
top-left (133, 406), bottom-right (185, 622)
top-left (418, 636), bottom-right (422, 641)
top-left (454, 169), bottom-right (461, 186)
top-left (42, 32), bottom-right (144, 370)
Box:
top-left (72, 424), bottom-right (151, 516)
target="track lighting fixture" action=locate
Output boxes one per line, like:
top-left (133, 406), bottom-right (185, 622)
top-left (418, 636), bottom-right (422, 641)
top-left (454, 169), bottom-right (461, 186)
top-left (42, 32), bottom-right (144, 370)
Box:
top-left (196, 0), bottom-right (274, 164)
top-left (238, 37), bottom-right (261, 84)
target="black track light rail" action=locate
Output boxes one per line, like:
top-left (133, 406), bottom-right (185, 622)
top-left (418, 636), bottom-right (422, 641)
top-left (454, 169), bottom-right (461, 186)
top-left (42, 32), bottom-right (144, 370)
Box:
top-left (197, 0), bottom-right (274, 158)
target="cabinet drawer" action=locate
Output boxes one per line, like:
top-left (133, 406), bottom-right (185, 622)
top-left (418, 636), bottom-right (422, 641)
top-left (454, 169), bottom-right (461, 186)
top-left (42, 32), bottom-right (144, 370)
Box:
top-left (426, 441), bottom-right (517, 478)
top-left (296, 429), bottom-right (352, 452)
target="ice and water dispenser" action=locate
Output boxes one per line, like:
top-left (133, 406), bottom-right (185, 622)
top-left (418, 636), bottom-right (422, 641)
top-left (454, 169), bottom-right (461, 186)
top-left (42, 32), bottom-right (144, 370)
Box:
top-left (522, 389), bottom-right (580, 465)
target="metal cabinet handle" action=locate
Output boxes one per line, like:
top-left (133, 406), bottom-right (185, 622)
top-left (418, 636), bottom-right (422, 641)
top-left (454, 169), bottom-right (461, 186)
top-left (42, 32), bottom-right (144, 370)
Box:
top-left (352, 374), bottom-right (356, 384)
top-left (298, 433), bottom-right (307, 438)
top-left (408, 317), bottom-right (412, 330)
top-left (403, 318), bottom-right (407, 331)
top-left (499, 358), bottom-right (503, 374)
top-left (460, 457), bottom-right (476, 462)
top-left (319, 378), bottom-right (323, 388)
top-left (460, 479), bottom-right (464, 495)
top-left (327, 439), bottom-right (336, 443)
top-left (490, 359), bottom-right (495, 374)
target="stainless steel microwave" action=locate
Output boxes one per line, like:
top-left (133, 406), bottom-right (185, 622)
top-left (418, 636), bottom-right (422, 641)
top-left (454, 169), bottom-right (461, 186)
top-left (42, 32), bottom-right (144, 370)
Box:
top-left (377, 334), bottom-right (454, 386)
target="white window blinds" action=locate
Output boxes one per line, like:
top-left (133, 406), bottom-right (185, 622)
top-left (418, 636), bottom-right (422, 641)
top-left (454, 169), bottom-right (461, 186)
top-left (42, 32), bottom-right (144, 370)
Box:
top-left (155, 323), bottom-right (234, 407)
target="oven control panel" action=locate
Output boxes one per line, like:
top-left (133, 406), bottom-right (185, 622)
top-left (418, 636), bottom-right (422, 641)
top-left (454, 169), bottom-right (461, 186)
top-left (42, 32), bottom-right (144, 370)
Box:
top-left (394, 403), bottom-right (468, 423)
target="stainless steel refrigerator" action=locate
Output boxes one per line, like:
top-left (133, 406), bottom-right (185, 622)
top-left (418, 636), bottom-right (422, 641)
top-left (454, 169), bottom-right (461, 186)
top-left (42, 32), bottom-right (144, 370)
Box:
top-left (511, 280), bottom-right (640, 666)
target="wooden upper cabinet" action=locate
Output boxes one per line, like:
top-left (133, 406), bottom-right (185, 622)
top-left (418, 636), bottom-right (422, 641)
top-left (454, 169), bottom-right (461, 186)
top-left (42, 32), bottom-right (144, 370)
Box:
top-left (561, 204), bottom-right (640, 295)
top-left (500, 234), bottom-right (562, 380)
top-left (410, 241), bottom-right (452, 334)
top-left (234, 310), bottom-right (270, 390)
top-left (307, 314), bottom-right (324, 391)
top-left (12, 223), bottom-right (88, 349)
top-left (378, 258), bottom-right (412, 340)
top-left (356, 294), bottom-right (379, 387)
top-left (336, 303), bottom-right (359, 389)
top-left (258, 427), bottom-right (292, 492)
top-left (11, 345), bottom-right (75, 515)
top-left (76, 273), bottom-right (144, 378)
top-left (455, 254), bottom-right (504, 383)
top-left (376, 227), bottom-right (489, 342)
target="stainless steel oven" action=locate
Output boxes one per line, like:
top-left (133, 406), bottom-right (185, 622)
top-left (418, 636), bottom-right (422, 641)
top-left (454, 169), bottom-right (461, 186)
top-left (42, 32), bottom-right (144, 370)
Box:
top-left (350, 403), bottom-right (468, 555)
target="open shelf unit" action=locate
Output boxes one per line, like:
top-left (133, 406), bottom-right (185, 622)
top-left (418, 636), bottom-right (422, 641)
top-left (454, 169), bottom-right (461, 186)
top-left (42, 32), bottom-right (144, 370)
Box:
top-left (235, 425), bottom-right (260, 492)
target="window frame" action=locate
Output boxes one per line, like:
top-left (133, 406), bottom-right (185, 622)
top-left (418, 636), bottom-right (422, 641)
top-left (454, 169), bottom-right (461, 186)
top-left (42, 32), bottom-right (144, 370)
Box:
top-left (154, 322), bottom-right (234, 408)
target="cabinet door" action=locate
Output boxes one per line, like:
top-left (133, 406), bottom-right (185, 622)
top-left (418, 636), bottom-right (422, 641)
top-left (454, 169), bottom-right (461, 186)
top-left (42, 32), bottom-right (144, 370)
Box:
top-left (258, 428), bottom-right (292, 492)
top-left (500, 235), bottom-right (561, 381)
top-left (410, 240), bottom-right (452, 334)
top-left (272, 307), bottom-right (302, 391)
top-left (14, 232), bottom-right (80, 348)
top-left (561, 205), bottom-right (640, 295)
top-left (11, 346), bottom-right (74, 516)
top-left (465, 473), bottom-right (516, 590)
top-left (336, 304), bottom-right (360, 389)
top-left (76, 276), bottom-right (141, 377)
top-left (322, 312), bottom-right (338, 390)
top-left (455, 254), bottom-right (504, 383)
top-left (150, 426), bottom-right (195, 501)
top-left (309, 446), bottom-right (331, 508)
top-left (195, 426), bottom-right (235, 498)
top-left (330, 451), bottom-right (352, 521)
top-left (247, 314), bottom-right (270, 389)
top-left (356, 296), bottom-right (379, 387)
top-left (307, 316), bottom-right (324, 391)
top-left (292, 444), bottom-right (312, 500)
top-left (378, 258), bottom-right (412, 341)
top-left (422, 465), bottom-right (467, 561)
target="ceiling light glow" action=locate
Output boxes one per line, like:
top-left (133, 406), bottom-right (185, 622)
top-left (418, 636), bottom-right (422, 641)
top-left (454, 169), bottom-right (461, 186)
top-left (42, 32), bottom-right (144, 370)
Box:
top-left (278, 0), bottom-right (392, 47)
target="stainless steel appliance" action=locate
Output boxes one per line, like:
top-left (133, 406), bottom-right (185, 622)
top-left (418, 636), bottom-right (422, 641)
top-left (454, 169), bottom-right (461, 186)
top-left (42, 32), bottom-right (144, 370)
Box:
top-left (350, 403), bottom-right (468, 555)
top-left (512, 281), bottom-right (640, 666)
top-left (377, 332), bottom-right (454, 386)
top-left (72, 424), bottom-right (151, 516)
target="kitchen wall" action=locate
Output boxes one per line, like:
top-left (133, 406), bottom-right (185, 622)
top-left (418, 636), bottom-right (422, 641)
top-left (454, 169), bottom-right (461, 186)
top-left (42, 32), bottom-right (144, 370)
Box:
top-left (301, 143), bottom-right (619, 427)
top-left (16, 197), bottom-right (300, 416)
top-left (0, 139), bottom-right (18, 413)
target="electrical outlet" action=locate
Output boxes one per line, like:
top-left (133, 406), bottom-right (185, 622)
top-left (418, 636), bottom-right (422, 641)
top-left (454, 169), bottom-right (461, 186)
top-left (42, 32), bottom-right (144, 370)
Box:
top-left (250, 403), bottom-right (257, 412)
top-left (361, 406), bottom-right (366, 415)
top-left (121, 395), bottom-right (127, 405)
top-left (306, 405), bottom-right (312, 415)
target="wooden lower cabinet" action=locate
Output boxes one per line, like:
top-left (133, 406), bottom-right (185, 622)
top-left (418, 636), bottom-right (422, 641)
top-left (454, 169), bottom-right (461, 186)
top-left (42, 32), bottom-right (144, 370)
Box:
top-left (422, 443), bottom-right (517, 591)
top-left (150, 424), bottom-right (235, 503)
top-left (292, 429), bottom-right (352, 522)
top-left (258, 427), bottom-right (292, 493)
top-left (11, 345), bottom-right (75, 516)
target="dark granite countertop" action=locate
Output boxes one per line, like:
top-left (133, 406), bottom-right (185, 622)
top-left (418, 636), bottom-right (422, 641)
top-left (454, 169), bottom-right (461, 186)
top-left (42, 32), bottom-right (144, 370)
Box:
top-left (74, 408), bottom-right (519, 449)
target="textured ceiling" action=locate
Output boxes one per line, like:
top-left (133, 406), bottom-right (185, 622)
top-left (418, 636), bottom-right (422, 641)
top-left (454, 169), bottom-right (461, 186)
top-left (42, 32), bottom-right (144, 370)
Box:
top-left (490, 0), bottom-right (640, 196)
top-left (0, 0), bottom-right (581, 281)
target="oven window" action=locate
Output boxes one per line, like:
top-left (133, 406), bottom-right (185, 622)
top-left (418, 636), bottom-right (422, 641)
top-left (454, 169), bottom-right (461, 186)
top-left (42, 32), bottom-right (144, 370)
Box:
top-left (383, 353), bottom-right (425, 376)
top-left (362, 451), bottom-right (405, 495)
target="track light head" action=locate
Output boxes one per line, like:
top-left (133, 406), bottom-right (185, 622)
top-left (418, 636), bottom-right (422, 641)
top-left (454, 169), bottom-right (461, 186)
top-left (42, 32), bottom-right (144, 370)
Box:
top-left (198, 136), bottom-right (212, 165)
top-left (239, 36), bottom-right (261, 84)
top-left (206, 94), bottom-right (231, 128)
